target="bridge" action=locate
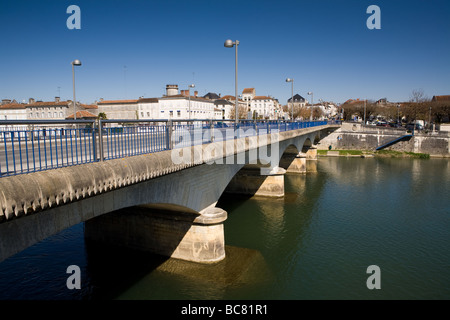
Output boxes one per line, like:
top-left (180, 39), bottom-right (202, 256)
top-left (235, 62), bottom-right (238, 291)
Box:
top-left (0, 119), bottom-right (340, 263)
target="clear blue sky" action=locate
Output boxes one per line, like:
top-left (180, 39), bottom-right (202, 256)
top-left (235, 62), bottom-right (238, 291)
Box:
top-left (1, 0), bottom-right (449, 105)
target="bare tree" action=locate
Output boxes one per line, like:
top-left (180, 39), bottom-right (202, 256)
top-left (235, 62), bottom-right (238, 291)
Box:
top-left (229, 104), bottom-right (248, 120)
top-left (410, 89), bottom-right (428, 103)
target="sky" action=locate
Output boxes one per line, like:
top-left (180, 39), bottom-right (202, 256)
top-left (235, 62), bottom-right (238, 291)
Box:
top-left (0, 0), bottom-right (449, 105)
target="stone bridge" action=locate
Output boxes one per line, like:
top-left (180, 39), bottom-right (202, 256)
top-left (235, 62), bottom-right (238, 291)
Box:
top-left (0, 124), bottom-right (339, 263)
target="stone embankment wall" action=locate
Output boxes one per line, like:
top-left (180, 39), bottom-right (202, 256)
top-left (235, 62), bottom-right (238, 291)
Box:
top-left (317, 122), bottom-right (450, 156)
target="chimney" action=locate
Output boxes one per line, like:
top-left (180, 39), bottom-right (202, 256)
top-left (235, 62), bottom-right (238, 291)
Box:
top-left (166, 84), bottom-right (179, 96)
top-left (100, 98), bottom-right (104, 101)
top-left (1, 99), bottom-right (11, 105)
top-left (55, 96), bottom-right (60, 102)
top-left (194, 91), bottom-right (198, 97)
top-left (29, 98), bottom-right (35, 104)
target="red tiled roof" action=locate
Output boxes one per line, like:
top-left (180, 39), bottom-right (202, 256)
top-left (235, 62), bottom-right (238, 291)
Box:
top-left (221, 95), bottom-right (235, 100)
top-left (81, 104), bottom-right (98, 109)
top-left (27, 101), bottom-right (71, 107)
top-left (138, 98), bottom-right (159, 103)
top-left (0, 103), bottom-right (26, 109)
top-left (66, 110), bottom-right (97, 119)
top-left (432, 95), bottom-right (450, 102)
top-left (253, 96), bottom-right (273, 100)
top-left (242, 88), bottom-right (255, 94)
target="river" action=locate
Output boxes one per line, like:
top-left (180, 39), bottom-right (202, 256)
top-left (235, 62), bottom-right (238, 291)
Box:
top-left (0, 157), bottom-right (449, 300)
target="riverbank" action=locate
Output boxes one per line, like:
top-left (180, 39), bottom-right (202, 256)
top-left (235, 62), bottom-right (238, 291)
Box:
top-left (317, 149), bottom-right (436, 159)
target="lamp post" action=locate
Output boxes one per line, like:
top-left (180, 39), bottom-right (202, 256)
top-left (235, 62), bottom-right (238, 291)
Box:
top-left (71, 59), bottom-right (82, 120)
top-left (364, 98), bottom-right (366, 124)
top-left (188, 84), bottom-right (195, 120)
top-left (308, 91), bottom-right (313, 120)
top-left (224, 39), bottom-right (239, 126)
top-left (286, 78), bottom-right (294, 121)
top-left (429, 106), bottom-right (432, 130)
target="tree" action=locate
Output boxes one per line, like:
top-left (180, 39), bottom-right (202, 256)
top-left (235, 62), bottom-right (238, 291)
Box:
top-left (410, 88), bottom-right (427, 103)
top-left (229, 104), bottom-right (248, 120)
top-left (98, 112), bottom-right (107, 120)
top-left (312, 107), bottom-right (324, 120)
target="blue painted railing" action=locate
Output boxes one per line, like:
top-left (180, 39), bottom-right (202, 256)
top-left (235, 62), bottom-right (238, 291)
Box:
top-left (0, 119), bottom-right (338, 177)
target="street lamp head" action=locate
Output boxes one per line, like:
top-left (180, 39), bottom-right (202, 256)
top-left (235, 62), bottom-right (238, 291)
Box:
top-left (308, 92), bottom-right (312, 95)
top-left (189, 84), bottom-right (195, 88)
top-left (286, 78), bottom-right (293, 83)
top-left (224, 39), bottom-right (234, 48)
top-left (72, 59), bottom-right (82, 66)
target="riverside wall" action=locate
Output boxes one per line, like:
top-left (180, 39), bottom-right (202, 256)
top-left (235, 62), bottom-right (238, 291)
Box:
top-left (317, 122), bottom-right (450, 156)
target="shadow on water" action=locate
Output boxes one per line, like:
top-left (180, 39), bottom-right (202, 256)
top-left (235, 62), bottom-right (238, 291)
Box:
top-left (83, 239), bottom-right (170, 300)
top-left (83, 202), bottom-right (273, 300)
top-left (84, 237), bottom-right (273, 300)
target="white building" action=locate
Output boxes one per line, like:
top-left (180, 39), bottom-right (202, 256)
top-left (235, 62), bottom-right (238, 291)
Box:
top-left (98, 85), bottom-right (218, 121)
top-left (250, 96), bottom-right (277, 119)
top-left (97, 99), bottom-right (139, 119)
top-left (0, 99), bottom-right (27, 120)
top-left (158, 85), bottom-right (216, 120)
top-left (26, 97), bottom-right (73, 120)
top-left (242, 88), bottom-right (255, 111)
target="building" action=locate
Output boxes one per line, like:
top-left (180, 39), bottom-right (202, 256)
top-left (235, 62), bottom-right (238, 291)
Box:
top-left (241, 88), bottom-right (255, 111)
top-left (66, 110), bottom-right (98, 120)
top-left (431, 95), bottom-right (450, 102)
top-left (203, 92), bottom-right (221, 100)
top-left (287, 94), bottom-right (307, 108)
top-left (0, 99), bottom-right (27, 120)
top-left (214, 99), bottom-right (233, 120)
top-left (220, 95), bottom-right (247, 119)
top-left (26, 97), bottom-right (74, 120)
top-left (158, 84), bottom-right (216, 120)
top-left (98, 85), bottom-right (218, 121)
top-left (97, 99), bottom-right (139, 119)
top-left (137, 98), bottom-right (159, 119)
top-left (250, 96), bottom-right (277, 119)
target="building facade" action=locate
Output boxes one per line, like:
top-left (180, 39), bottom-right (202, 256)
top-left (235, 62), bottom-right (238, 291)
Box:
top-left (0, 99), bottom-right (27, 121)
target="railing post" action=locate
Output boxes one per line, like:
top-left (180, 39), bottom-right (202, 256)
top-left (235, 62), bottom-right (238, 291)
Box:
top-left (98, 119), bottom-right (104, 161)
top-left (210, 119), bottom-right (214, 142)
top-left (166, 120), bottom-right (173, 150)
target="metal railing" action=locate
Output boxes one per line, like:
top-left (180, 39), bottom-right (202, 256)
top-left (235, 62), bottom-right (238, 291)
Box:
top-left (0, 119), bottom-right (339, 177)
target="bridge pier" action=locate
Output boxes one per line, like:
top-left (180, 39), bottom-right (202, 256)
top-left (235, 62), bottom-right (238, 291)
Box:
top-left (84, 206), bottom-right (227, 264)
top-left (305, 146), bottom-right (318, 160)
top-left (224, 165), bottom-right (286, 197)
top-left (280, 152), bottom-right (307, 174)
